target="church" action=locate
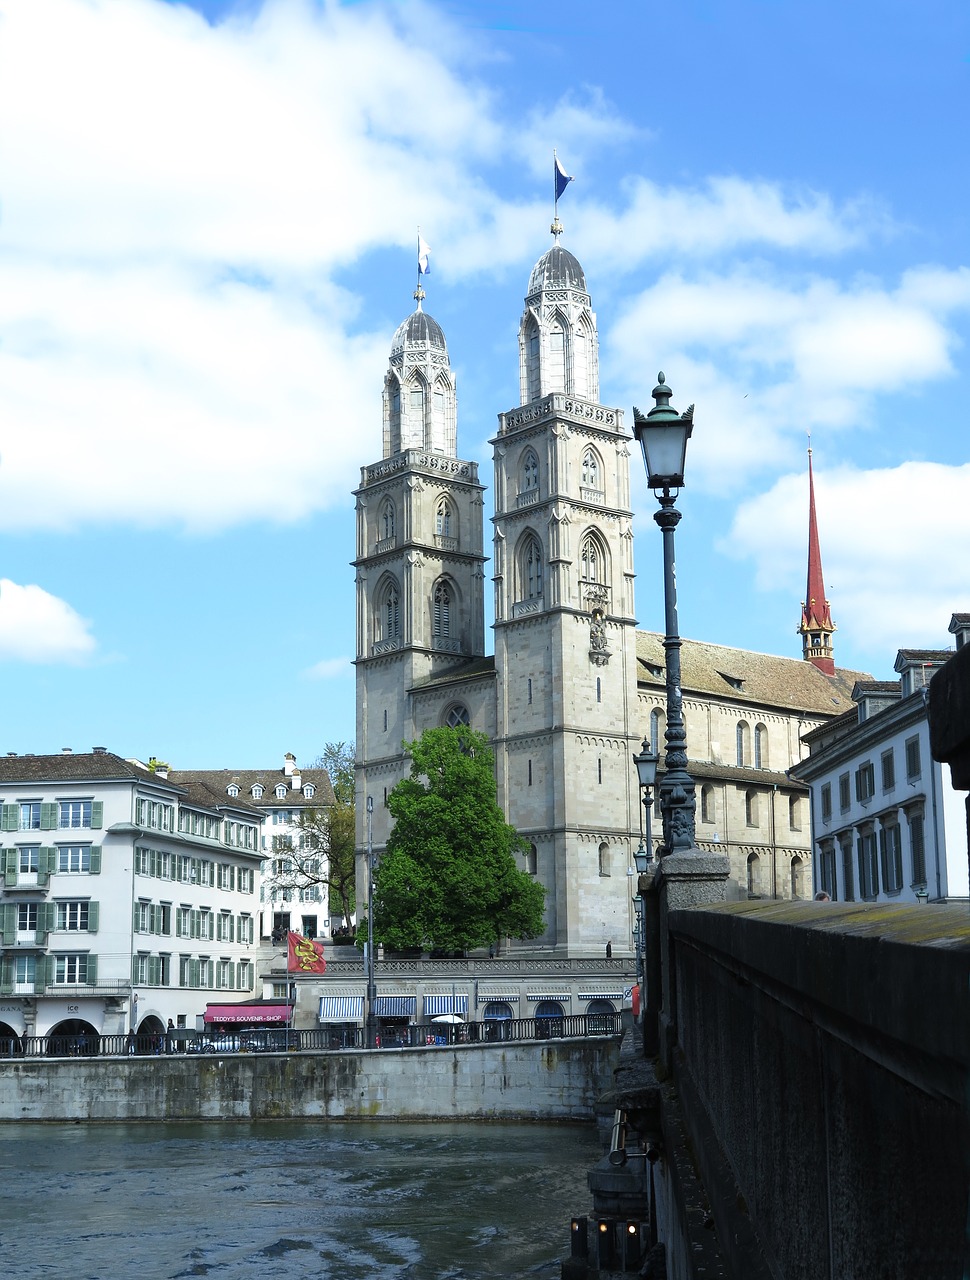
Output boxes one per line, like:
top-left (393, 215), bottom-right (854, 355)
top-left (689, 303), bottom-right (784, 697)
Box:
top-left (353, 228), bottom-right (866, 958)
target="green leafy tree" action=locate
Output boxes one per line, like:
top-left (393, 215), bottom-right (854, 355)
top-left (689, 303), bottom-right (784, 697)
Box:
top-left (372, 726), bottom-right (545, 951)
top-left (269, 742), bottom-right (356, 930)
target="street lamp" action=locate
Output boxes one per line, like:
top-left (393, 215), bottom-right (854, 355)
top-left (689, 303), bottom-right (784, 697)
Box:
top-left (632, 738), bottom-right (659, 867)
top-left (633, 373), bottom-right (697, 857)
top-left (365, 795), bottom-right (377, 1050)
top-left (631, 737), bottom-right (659, 1058)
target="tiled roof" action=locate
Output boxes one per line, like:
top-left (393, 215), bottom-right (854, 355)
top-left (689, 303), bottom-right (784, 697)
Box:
top-left (170, 768), bottom-right (335, 811)
top-left (0, 750), bottom-right (166, 787)
top-left (895, 649), bottom-right (952, 664)
top-left (412, 656), bottom-right (497, 690)
top-left (853, 680), bottom-right (900, 695)
top-left (636, 633), bottom-right (868, 715)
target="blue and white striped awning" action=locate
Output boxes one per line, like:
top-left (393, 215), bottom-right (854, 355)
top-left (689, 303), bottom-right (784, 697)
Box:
top-left (319, 995), bottom-right (364, 1022)
top-left (423, 994), bottom-right (468, 1017)
top-left (579, 992), bottom-right (624, 1002)
top-left (374, 995), bottom-right (416, 1018)
top-left (527, 992), bottom-right (571, 1003)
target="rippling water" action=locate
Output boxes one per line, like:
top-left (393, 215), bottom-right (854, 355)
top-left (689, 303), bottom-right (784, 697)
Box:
top-left (0, 1120), bottom-right (602, 1279)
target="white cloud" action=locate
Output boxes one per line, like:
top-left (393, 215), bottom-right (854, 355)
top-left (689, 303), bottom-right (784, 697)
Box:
top-left (0, 580), bottom-right (96, 663)
top-left (303, 657), bottom-right (352, 680)
top-left (722, 461), bottom-right (970, 658)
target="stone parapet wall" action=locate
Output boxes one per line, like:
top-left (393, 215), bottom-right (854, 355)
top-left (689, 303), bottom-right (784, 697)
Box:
top-left (668, 900), bottom-right (970, 1280)
top-left (0, 1037), bottom-right (619, 1123)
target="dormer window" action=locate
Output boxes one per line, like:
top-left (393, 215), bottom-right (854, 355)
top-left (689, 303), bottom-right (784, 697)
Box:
top-left (275, 784), bottom-right (288, 800)
top-left (719, 671), bottom-right (744, 692)
top-left (251, 785), bottom-right (264, 800)
top-left (227, 784), bottom-right (240, 798)
top-left (303, 784), bottom-right (315, 799)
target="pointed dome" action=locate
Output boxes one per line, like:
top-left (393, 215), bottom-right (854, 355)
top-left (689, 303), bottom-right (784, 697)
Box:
top-left (390, 308), bottom-right (448, 357)
top-left (526, 245), bottom-right (587, 297)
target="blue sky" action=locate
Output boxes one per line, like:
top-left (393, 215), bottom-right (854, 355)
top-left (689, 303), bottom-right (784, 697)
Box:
top-left (0, 0), bottom-right (967, 769)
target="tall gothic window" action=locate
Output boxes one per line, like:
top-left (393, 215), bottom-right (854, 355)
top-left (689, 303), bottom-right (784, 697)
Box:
top-left (521, 450), bottom-right (539, 494)
top-left (581, 448), bottom-right (600, 489)
top-left (737, 721), bottom-right (751, 767)
top-left (650, 707), bottom-right (666, 755)
top-left (580, 533), bottom-right (602, 583)
top-left (378, 583), bottom-right (400, 642)
top-left (754, 724), bottom-right (768, 770)
top-left (525, 537), bottom-right (543, 599)
top-left (433, 582), bottom-right (451, 637)
top-left (548, 323), bottom-right (566, 390)
top-left (380, 500), bottom-right (395, 542)
top-left (436, 498), bottom-right (452, 538)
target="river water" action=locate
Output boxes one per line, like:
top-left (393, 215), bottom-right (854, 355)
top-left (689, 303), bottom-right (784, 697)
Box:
top-left (0, 1120), bottom-right (602, 1280)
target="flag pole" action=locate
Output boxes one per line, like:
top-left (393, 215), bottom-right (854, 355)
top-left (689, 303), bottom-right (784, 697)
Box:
top-left (415, 227), bottom-right (426, 308)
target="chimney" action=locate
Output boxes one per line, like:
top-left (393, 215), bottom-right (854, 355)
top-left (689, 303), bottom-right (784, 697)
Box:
top-left (62, 747), bottom-right (73, 754)
top-left (92, 746), bottom-right (107, 755)
top-left (292, 769), bottom-right (302, 791)
top-left (284, 753), bottom-right (297, 778)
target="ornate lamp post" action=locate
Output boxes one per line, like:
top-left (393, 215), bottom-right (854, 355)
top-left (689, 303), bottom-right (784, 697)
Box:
top-left (632, 374), bottom-right (697, 857)
top-left (632, 738), bottom-right (659, 1057)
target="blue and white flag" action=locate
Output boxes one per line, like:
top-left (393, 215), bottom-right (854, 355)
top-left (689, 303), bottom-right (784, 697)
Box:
top-left (418, 235), bottom-right (431, 275)
top-left (554, 156), bottom-right (573, 202)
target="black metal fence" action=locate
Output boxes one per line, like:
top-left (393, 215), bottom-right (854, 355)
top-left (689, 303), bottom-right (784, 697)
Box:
top-left (0, 1013), bottom-right (619, 1060)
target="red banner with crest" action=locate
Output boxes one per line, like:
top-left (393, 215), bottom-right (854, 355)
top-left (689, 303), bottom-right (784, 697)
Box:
top-left (286, 931), bottom-right (326, 974)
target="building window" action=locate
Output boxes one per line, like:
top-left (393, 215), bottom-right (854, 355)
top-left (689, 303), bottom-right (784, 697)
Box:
top-left (18, 902), bottom-right (38, 932)
top-left (527, 760), bottom-right (533, 787)
top-left (908, 811), bottom-right (926, 885)
top-left (381, 499), bottom-right (395, 542)
top-left (754, 724), bottom-right (768, 770)
top-left (53, 954), bottom-right (90, 984)
top-left (881, 750), bottom-right (895, 792)
top-left (433, 582), bottom-right (451, 638)
top-left (527, 678), bottom-right (533, 705)
top-left (527, 844), bottom-right (538, 875)
top-left (435, 498), bottom-right (452, 538)
top-left (650, 708), bottom-right (665, 755)
top-left (790, 855), bottom-right (804, 900)
top-left (905, 736), bottom-right (921, 781)
top-left (819, 842), bottom-right (837, 899)
top-left (596, 677), bottom-right (601, 703)
top-left (598, 843), bottom-right (610, 877)
top-left (820, 783), bottom-right (832, 822)
top-left (581, 448), bottom-right (600, 489)
top-left (275, 784), bottom-right (288, 801)
top-left (18, 847), bottom-right (39, 873)
top-left (378, 584), bottom-right (400, 643)
top-left (445, 704), bottom-right (470, 728)
top-left (855, 762), bottom-right (875, 804)
top-left (56, 901), bottom-right (92, 931)
top-left (58, 800), bottom-right (93, 829)
top-left (521, 450), bottom-right (539, 494)
top-left (858, 829), bottom-right (879, 899)
top-left (839, 772), bottom-right (851, 812)
top-left (19, 802), bottom-right (41, 831)
top-left (789, 795), bottom-right (801, 831)
top-left (880, 823), bottom-right (903, 894)
top-left (524, 537), bottom-right (543, 599)
top-left (840, 835), bottom-right (855, 901)
top-left (746, 852), bottom-right (760, 896)
top-left (700, 785), bottom-right (715, 825)
top-left (736, 722), bottom-right (750, 767)
top-left (579, 534), bottom-right (602, 585)
top-left (745, 789), bottom-right (759, 827)
top-left (598, 758), bottom-right (603, 785)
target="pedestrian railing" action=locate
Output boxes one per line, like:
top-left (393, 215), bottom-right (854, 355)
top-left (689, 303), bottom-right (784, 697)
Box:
top-left (0, 1013), bottom-right (619, 1060)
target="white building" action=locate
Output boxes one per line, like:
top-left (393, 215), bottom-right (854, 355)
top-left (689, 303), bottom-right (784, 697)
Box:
top-left (352, 235), bottom-right (869, 962)
top-left (793, 626), bottom-right (970, 903)
top-left (0, 749), bottom-right (263, 1043)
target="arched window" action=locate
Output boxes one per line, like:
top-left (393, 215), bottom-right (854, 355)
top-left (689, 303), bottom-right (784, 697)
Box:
top-left (598, 843), bottom-right (610, 877)
top-left (737, 721), bottom-right (751, 767)
top-left (445, 704), bottom-right (470, 728)
top-left (433, 582), bottom-right (451, 637)
top-left (548, 322), bottom-right (566, 390)
top-left (380, 499), bottom-right (395, 542)
top-left (525, 319), bottom-right (540, 400)
top-left (527, 844), bottom-right (538, 875)
top-left (789, 795), bottom-right (801, 831)
top-left (581, 448), bottom-right (600, 489)
top-left (790, 855), bottom-right (804, 900)
top-left (650, 708), bottom-right (666, 755)
top-left (746, 852), bottom-right (761, 896)
top-left (754, 724), bottom-right (768, 770)
top-left (524, 536), bottom-right (543, 600)
top-left (745, 789), bottom-right (759, 827)
top-left (521, 449), bottom-right (539, 494)
top-left (580, 533), bottom-right (603, 583)
top-left (701, 785), bottom-right (715, 825)
top-left (377, 582), bottom-right (400, 642)
top-left (435, 498), bottom-right (452, 538)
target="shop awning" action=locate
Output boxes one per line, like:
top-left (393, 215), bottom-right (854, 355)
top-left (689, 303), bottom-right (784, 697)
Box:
top-left (423, 994), bottom-right (468, 1017)
top-left (204, 1003), bottom-right (292, 1024)
top-left (319, 995), bottom-right (364, 1022)
top-left (578, 992), bottom-right (624, 1002)
top-left (373, 995), bottom-right (416, 1018)
top-left (527, 992), bottom-right (571, 1003)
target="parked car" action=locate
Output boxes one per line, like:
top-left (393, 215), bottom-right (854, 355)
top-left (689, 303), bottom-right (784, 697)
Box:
top-left (187, 1033), bottom-right (240, 1054)
top-left (241, 1029), bottom-right (294, 1053)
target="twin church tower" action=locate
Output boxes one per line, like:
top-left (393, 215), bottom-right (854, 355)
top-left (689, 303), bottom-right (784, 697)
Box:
top-left (353, 232), bottom-right (641, 956)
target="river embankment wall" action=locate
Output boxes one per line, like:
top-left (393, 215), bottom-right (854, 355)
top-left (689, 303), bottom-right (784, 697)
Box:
top-left (0, 1037), bottom-right (619, 1122)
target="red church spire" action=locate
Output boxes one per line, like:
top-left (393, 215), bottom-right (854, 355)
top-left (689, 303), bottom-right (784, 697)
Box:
top-left (798, 445), bottom-right (836, 675)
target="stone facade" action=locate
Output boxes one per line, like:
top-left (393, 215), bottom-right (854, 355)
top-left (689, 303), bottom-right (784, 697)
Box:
top-left (354, 238), bottom-right (867, 960)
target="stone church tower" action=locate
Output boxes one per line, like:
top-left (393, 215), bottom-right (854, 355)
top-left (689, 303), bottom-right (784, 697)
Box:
top-left (490, 237), bottom-right (641, 953)
top-left (353, 290), bottom-right (488, 845)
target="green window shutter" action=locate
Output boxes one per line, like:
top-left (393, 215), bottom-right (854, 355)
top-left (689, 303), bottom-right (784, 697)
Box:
top-left (215, 965), bottom-right (223, 990)
top-left (40, 803), bottom-right (57, 830)
top-left (148, 955), bottom-right (160, 986)
top-left (3, 849), bottom-right (16, 888)
top-left (190, 959), bottom-right (200, 987)
top-left (0, 957), bottom-right (13, 996)
top-left (34, 955), bottom-right (51, 993)
top-left (87, 902), bottom-right (99, 933)
top-left (1, 804), bottom-right (18, 832)
top-left (131, 955), bottom-right (139, 985)
top-left (90, 802), bottom-right (103, 830)
top-left (0, 904), bottom-right (14, 945)
top-left (85, 954), bottom-right (97, 985)
top-left (89, 846), bottom-right (101, 874)
top-left (37, 847), bottom-right (52, 888)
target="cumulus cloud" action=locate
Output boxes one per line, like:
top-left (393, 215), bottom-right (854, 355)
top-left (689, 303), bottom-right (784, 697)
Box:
top-left (0, 580), bottom-right (96, 663)
top-left (722, 461), bottom-right (970, 657)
